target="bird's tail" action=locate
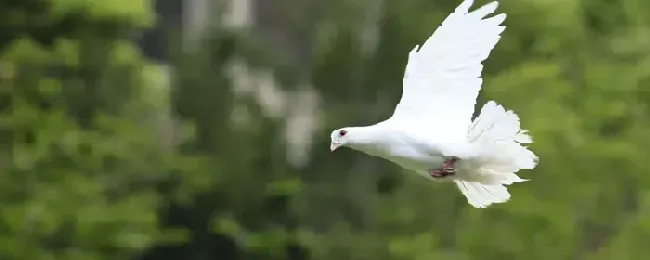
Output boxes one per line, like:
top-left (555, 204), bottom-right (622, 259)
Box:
top-left (455, 101), bottom-right (538, 208)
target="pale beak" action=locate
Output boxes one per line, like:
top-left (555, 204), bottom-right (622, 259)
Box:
top-left (330, 143), bottom-right (340, 151)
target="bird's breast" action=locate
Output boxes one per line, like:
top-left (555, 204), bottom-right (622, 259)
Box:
top-left (390, 154), bottom-right (445, 171)
top-left (357, 143), bottom-right (444, 171)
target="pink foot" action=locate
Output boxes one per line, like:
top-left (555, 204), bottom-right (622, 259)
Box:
top-left (430, 157), bottom-right (458, 178)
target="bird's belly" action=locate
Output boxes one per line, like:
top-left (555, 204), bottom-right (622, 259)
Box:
top-left (357, 143), bottom-right (444, 171)
top-left (388, 154), bottom-right (444, 171)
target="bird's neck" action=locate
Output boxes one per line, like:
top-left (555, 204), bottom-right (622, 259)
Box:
top-left (347, 125), bottom-right (391, 152)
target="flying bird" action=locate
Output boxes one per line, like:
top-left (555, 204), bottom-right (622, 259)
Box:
top-left (329, 0), bottom-right (538, 208)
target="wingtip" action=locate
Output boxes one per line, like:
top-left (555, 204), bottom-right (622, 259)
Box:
top-left (471, 1), bottom-right (500, 18)
top-left (455, 0), bottom-right (474, 13)
top-left (457, 0), bottom-right (501, 14)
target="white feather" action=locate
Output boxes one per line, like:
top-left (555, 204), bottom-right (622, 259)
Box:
top-left (389, 0), bottom-right (506, 142)
top-left (455, 181), bottom-right (510, 208)
top-left (331, 0), bottom-right (538, 209)
top-left (452, 101), bottom-right (538, 208)
top-left (386, 0), bottom-right (537, 208)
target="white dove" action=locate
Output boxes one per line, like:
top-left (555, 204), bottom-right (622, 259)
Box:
top-left (329, 0), bottom-right (538, 208)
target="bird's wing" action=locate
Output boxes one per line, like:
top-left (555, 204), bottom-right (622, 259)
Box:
top-left (389, 0), bottom-right (506, 142)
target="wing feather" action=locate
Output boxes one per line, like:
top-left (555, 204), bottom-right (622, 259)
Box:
top-left (389, 0), bottom-right (506, 142)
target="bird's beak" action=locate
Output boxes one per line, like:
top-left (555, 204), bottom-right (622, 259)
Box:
top-left (330, 143), bottom-right (340, 151)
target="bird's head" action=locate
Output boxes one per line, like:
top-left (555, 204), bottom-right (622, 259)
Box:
top-left (330, 126), bottom-right (383, 152)
top-left (330, 127), bottom-right (353, 151)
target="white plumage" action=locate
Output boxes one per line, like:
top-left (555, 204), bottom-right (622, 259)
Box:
top-left (330, 0), bottom-right (538, 208)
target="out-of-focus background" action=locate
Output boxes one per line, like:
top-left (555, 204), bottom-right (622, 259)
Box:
top-left (2, 0), bottom-right (650, 259)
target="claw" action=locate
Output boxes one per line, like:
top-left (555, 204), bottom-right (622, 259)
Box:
top-left (429, 157), bottom-right (459, 179)
top-left (430, 169), bottom-right (447, 178)
top-left (442, 168), bottom-right (455, 174)
top-left (441, 157), bottom-right (458, 169)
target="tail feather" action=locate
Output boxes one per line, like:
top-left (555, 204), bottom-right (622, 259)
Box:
top-left (455, 180), bottom-right (510, 208)
top-left (473, 168), bottom-right (528, 185)
top-left (457, 101), bottom-right (538, 208)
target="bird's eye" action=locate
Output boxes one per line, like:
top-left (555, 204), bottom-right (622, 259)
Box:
top-left (339, 130), bottom-right (347, 137)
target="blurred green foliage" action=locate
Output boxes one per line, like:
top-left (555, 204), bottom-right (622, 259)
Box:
top-left (2, 0), bottom-right (650, 259)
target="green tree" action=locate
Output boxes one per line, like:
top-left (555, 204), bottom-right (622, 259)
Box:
top-left (3, 0), bottom-right (650, 259)
top-left (1, 0), bottom-right (187, 259)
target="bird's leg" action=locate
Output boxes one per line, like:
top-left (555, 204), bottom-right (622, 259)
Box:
top-left (430, 157), bottom-right (459, 178)
top-left (441, 157), bottom-right (458, 173)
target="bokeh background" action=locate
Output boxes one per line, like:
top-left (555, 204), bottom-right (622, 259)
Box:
top-left (2, 0), bottom-right (650, 259)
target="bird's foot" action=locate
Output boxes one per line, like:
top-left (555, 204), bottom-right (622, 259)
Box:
top-left (430, 157), bottom-right (459, 179)
top-left (430, 169), bottom-right (453, 178)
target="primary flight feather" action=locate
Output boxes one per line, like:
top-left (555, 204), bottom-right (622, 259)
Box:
top-left (329, 0), bottom-right (538, 208)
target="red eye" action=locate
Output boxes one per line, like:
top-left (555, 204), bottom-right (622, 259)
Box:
top-left (339, 130), bottom-right (347, 136)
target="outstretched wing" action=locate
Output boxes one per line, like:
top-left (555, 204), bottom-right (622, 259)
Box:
top-left (389, 0), bottom-right (506, 142)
